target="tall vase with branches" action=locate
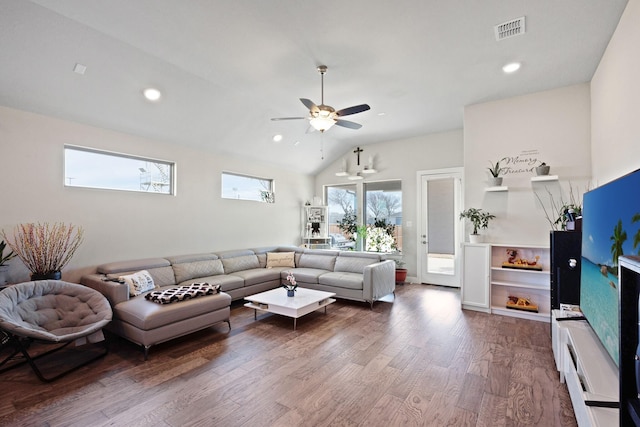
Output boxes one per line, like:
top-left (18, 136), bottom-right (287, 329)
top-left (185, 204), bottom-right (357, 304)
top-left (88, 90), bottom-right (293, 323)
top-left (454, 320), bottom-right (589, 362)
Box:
top-left (2, 222), bottom-right (84, 280)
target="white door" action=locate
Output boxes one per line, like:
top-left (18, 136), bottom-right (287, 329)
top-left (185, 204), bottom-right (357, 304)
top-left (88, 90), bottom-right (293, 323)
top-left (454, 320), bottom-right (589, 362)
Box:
top-left (419, 169), bottom-right (463, 287)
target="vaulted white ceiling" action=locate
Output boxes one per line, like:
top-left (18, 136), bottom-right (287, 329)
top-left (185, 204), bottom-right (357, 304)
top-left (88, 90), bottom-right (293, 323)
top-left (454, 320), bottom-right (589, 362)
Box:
top-left (0, 0), bottom-right (628, 173)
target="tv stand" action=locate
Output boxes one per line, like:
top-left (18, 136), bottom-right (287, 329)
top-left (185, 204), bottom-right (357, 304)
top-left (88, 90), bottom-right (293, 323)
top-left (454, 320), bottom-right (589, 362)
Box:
top-left (552, 310), bottom-right (619, 426)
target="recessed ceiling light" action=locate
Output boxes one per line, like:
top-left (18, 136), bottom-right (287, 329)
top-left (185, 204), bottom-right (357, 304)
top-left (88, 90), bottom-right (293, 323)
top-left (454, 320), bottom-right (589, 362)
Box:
top-left (502, 62), bottom-right (521, 73)
top-left (273, 134), bottom-right (283, 142)
top-left (143, 88), bottom-right (162, 101)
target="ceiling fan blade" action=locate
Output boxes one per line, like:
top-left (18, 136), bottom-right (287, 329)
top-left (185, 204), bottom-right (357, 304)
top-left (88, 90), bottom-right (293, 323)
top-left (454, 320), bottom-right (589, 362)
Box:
top-left (271, 117), bottom-right (307, 121)
top-left (300, 98), bottom-right (319, 113)
top-left (335, 119), bottom-right (362, 130)
top-left (335, 104), bottom-right (370, 117)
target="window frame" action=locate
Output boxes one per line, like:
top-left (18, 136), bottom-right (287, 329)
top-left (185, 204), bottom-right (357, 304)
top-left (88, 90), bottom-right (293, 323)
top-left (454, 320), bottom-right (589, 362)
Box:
top-left (64, 145), bottom-right (176, 195)
top-left (221, 171), bottom-right (275, 203)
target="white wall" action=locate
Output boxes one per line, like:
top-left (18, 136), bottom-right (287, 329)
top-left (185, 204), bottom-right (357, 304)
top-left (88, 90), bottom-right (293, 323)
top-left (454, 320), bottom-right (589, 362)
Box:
top-left (0, 106), bottom-right (313, 284)
top-left (314, 130), bottom-right (464, 278)
top-left (463, 84), bottom-right (592, 246)
top-left (591, 0), bottom-right (640, 184)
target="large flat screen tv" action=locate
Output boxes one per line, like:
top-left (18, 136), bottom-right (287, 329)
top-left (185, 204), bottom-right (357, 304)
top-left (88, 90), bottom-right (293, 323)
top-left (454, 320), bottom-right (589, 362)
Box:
top-left (581, 168), bottom-right (640, 366)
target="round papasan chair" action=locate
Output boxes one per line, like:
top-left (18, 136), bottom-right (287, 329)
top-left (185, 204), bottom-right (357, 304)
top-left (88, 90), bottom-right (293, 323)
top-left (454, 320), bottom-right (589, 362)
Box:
top-left (0, 280), bottom-right (112, 382)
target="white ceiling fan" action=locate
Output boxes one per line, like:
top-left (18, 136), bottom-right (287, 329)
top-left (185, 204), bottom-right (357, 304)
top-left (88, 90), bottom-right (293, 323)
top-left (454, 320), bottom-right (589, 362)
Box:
top-left (271, 65), bottom-right (370, 132)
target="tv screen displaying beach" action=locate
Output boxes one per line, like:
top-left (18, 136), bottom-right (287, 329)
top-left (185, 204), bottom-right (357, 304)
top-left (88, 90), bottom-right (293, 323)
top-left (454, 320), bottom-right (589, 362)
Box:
top-left (581, 169), bottom-right (640, 366)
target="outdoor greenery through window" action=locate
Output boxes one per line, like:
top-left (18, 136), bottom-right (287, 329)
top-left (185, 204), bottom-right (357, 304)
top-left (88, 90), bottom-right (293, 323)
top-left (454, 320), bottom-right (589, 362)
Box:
top-left (326, 185), bottom-right (357, 249)
top-left (64, 146), bottom-right (174, 194)
top-left (326, 180), bottom-right (402, 252)
top-left (221, 172), bottom-right (274, 203)
top-left (364, 181), bottom-right (402, 252)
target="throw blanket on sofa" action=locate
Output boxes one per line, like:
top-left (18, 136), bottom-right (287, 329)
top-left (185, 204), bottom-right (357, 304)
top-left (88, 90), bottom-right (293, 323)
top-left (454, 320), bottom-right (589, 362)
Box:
top-left (144, 283), bottom-right (220, 305)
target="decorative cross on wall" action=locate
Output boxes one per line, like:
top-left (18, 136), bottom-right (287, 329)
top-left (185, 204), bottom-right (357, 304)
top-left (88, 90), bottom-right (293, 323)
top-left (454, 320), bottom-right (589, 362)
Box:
top-left (353, 146), bottom-right (363, 166)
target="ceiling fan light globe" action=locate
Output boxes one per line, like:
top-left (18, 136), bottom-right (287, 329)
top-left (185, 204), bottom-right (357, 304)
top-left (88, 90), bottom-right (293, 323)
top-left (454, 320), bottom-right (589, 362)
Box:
top-left (310, 116), bottom-right (336, 132)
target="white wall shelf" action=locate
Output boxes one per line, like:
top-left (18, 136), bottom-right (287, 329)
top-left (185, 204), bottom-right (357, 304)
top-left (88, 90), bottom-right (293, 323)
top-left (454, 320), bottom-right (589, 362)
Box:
top-left (461, 243), bottom-right (551, 322)
top-left (302, 205), bottom-right (330, 249)
top-left (485, 186), bottom-right (508, 192)
top-left (490, 243), bottom-right (551, 322)
top-left (531, 175), bottom-right (559, 182)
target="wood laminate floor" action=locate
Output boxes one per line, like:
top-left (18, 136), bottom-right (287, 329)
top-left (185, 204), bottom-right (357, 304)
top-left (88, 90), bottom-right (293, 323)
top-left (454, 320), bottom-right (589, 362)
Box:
top-left (0, 283), bottom-right (576, 426)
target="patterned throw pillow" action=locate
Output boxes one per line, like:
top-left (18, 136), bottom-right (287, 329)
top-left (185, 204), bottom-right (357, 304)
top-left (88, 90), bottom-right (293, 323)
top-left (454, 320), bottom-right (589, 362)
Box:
top-left (144, 283), bottom-right (221, 304)
top-left (266, 252), bottom-right (295, 268)
top-left (119, 270), bottom-right (156, 297)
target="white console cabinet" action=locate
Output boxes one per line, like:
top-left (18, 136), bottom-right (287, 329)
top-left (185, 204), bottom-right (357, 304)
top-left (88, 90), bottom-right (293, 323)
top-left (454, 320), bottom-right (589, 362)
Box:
top-left (551, 310), bottom-right (619, 426)
top-left (461, 243), bottom-right (490, 312)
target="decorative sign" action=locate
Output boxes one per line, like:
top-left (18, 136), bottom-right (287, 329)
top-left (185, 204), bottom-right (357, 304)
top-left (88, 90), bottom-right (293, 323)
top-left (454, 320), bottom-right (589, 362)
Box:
top-left (500, 149), bottom-right (541, 176)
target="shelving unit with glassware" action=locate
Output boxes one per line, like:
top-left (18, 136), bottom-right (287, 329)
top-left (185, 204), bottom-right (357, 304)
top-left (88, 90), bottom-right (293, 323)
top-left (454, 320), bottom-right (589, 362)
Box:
top-left (490, 243), bottom-right (551, 322)
top-left (301, 205), bottom-right (330, 249)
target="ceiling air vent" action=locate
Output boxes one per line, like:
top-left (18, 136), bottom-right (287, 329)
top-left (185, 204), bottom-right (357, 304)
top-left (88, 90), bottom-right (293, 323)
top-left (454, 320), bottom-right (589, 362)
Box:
top-left (494, 16), bottom-right (526, 41)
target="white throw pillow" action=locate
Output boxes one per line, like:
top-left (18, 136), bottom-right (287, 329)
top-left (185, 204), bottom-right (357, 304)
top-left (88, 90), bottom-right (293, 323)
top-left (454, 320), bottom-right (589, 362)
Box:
top-left (266, 252), bottom-right (295, 268)
top-left (119, 270), bottom-right (156, 296)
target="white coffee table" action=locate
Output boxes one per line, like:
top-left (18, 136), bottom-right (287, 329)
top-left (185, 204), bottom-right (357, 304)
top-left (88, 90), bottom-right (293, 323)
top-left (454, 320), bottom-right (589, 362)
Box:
top-left (244, 287), bottom-right (336, 330)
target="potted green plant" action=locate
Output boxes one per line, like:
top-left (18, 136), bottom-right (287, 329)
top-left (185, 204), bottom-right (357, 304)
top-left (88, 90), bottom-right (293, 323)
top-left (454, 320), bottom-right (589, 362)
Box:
top-left (2, 222), bottom-right (84, 280)
top-left (488, 159), bottom-right (504, 186)
top-left (459, 208), bottom-right (496, 243)
top-left (535, 162), bottom-right (551, 176)
top-left (394, 259), bottom-right (407, 284)
top-left (0, 240), bottom-right (17, 286)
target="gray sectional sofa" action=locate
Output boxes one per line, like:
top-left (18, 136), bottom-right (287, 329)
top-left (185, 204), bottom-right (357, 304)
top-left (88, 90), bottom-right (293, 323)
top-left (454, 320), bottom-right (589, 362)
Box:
top-left (81, 246), bottom-right (395, 358)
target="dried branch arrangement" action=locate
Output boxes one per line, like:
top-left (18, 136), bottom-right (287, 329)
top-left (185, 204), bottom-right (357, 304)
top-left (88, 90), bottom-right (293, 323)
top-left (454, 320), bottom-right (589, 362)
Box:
top-left (2, 222), bottom-right (84, 275)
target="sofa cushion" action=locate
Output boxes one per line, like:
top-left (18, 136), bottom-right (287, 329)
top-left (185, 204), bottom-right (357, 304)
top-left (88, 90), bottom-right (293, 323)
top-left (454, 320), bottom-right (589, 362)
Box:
top-left (115, 291), bottom-right (231, 331)
top-left (170, 258), bottom-right (224, 283)
top-left (221, 255), bottom-right (260, 274)
top-left (98, 258), bottom-right (170, 275)
top-left (178, 275), bottom-right (244, 292)
top-left (98, 259), bottom-right (176, 288)
top-left (334, 256), bottom-right (378, 274)
top-left (318, 271), bottom-right (364, 290)
top-left (266, 252), bottom-right (295, 268)
top-left (286, 268), bottom-right (330, 284)
top-left (119, 270), bottom-right (157, 296)
top-left (297, 253), bottom-right (337, 271)
top-left (229, 268), bottom-right (283, 287)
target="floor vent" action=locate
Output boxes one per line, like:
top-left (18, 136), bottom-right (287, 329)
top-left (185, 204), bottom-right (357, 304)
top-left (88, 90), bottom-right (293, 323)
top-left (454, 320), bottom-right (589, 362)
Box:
top-left (495, 16), bottom-right (526, 41)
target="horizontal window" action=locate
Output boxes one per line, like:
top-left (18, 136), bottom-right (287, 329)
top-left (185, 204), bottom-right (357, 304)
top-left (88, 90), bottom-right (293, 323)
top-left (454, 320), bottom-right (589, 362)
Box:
top-left (221, 172), bottom-right (274, 203)
top-left (64, 146), bottom-right (174, 194)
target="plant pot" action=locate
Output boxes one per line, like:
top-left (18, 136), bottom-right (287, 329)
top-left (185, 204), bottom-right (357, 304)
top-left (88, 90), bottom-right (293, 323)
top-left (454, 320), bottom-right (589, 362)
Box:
top-left (535, 165), bottom-right (551, 176)
top-left (287, 289), bottom-right (295, 297)
top-left (469, 234), bottom-right (483, 243)
top-left (395, 268), bottom-right (408, 284)
top-left (31, 271), bottom-right (62, 281)
top-left (489, 177), bottom-right (503, 186)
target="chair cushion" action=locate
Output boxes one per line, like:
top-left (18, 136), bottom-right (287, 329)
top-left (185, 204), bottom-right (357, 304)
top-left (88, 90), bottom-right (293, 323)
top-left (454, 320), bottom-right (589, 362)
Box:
top-left (0, 280), bottom-right (112, 342)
